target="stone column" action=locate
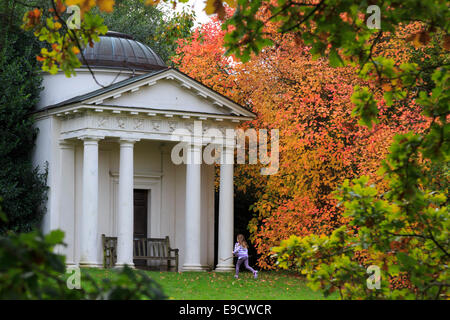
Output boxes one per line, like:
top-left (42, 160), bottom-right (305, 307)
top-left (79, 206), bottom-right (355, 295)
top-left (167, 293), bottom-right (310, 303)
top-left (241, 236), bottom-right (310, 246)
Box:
top-left (79, 136), bottom-right (102, 268)
top-left (58, 140), bottom-right (76, 266)
top-left (182, 144), bottom-right (203, 271)
top-left (115, 138), bottom-right (138, 268)
top-left (215, 145), bottom-right (235, 272)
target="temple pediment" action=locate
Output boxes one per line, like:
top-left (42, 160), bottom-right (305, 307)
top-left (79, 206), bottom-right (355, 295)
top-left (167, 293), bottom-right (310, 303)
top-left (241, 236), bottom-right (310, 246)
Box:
top-left (43, 68), bottom-right (255, 120)
top-left (100, 78), bottom-right (229, 115)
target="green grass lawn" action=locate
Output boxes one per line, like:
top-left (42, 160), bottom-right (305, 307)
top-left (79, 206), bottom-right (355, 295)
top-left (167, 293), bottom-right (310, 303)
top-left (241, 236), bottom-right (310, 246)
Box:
top-left (83, 268), bottom-right (338, 300)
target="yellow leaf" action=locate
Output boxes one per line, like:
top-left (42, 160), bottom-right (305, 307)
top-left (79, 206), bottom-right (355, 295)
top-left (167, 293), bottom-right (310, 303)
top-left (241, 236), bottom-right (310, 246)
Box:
top-left (205, 0), bottom-right (226, 20)
top-left (65, 0), bottom-right (81, 5)
top-left (381, 83), bottom-right (392, 92)
top-left (145, 0), bottom-right (160, 5)
top-left (66, 0), bottom-right (96, 13)
top-left (97, 0), bottom-right (115, 12)
top-left (224, 0), bottom-right (236, 8)
top-left (71, 46), bottom-right (81, 55)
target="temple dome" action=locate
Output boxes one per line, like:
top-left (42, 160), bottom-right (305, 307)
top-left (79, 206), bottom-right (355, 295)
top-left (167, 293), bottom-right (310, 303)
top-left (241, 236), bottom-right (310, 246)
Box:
top-left (79, 31), bottom-right (167, 72)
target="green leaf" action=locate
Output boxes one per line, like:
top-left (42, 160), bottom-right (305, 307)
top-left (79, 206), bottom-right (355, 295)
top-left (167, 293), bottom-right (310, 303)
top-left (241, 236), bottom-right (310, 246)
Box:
top-left (329, 49), bottom-right (344, 67)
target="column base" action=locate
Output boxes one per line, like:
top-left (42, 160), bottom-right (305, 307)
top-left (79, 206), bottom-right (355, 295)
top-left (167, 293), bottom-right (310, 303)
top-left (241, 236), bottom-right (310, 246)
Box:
top-left (214, 265), bottom-right (235, 272)
top-left (114, 263), bottom-right (135, 269)
top-left (79, 262), bottom-right (102, 268)
top-left (182, 264), bottom-right (210, 272)
top-left (65, 262), bottom-right (77, 268)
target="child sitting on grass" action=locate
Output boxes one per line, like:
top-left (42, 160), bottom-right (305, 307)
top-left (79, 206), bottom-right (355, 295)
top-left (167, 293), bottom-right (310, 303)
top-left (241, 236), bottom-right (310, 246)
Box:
top-left (233, 234), bottom-right (258, 279)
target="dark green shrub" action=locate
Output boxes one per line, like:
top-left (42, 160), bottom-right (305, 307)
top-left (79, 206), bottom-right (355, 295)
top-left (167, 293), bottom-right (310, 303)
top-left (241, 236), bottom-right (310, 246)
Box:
top-left (0, 220), bottom-right (166, 300)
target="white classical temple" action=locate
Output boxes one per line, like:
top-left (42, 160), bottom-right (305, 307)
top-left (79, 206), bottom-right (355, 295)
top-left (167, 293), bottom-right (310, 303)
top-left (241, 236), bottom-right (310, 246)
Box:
top-left (32, 32), bottom-right (255, 271)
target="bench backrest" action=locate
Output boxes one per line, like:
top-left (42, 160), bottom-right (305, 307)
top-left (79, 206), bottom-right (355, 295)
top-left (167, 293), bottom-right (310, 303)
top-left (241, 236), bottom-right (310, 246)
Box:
top-left (133, 236), bottom-right (171, 258)
top-left (102, 234), bottom-right (117, 268)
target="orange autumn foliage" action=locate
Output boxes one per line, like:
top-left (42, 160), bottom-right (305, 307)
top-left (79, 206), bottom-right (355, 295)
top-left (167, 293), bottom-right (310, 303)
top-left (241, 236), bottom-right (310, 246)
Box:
top-left (173, 17), bottom-right (427, 269)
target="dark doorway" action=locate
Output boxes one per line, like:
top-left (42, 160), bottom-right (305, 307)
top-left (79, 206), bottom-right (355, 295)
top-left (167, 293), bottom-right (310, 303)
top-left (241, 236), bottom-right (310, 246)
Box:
top-left (214, 188), bottom-right (259, 269)
top-left (133, 189), bottom-right (148, 267)
top-left (214, 191), bottom-right (219, 268)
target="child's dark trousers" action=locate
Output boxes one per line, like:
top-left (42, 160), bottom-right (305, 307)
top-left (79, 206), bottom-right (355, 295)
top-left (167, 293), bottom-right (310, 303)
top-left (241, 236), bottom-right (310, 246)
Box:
top-left (235, 256), bottom-right (256, 276)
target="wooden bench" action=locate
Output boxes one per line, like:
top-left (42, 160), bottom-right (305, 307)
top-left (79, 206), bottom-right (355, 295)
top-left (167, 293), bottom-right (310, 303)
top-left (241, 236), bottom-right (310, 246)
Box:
top-left (101, 234), bottom-right (179, 271)
top-left (102, 234), bottom-right (117, 268)
top-left (133, 236), bottom-right (179, 271)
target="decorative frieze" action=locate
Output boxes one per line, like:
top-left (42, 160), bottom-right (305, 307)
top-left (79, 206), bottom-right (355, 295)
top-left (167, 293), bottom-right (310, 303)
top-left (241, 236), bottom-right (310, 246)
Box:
top-left (152, 120), bottom-right (161, 131)
top-left (168, 121), bottom-right (177, 132)
top-left (133, 118), bottom-right (144, 130)
top-left (116, 117), bottom-right (126, 129)
top-left (59, 110), bottom-right (234, 143)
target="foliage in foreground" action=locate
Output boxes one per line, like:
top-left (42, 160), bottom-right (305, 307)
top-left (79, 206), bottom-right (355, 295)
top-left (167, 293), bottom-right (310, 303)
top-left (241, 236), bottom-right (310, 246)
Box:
top-left (93, 0), bottom-right (195, 64)
top-left (271, 45), bottom-right (448, 299)
top-left (274, 174), bottom-right (448, 299)
top-left (264, 1), bottom-right (449, 300)
top-left (0, 227), bottom-right (166, 300)
top-left (20, 0), bottom-right (194, 76)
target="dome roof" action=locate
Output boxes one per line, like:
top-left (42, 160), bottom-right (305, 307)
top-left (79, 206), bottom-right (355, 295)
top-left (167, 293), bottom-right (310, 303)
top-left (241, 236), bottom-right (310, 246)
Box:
top-left (79, 31), bottom-right (167, 72)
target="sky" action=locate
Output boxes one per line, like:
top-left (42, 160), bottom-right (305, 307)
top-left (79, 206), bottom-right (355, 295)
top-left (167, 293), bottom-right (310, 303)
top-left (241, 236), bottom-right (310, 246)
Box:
top-left (158, 0), bottom-right (212, 27)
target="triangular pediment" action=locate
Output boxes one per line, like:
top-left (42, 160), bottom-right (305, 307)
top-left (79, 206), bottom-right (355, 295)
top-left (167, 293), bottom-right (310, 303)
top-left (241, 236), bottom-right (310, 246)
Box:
top-left (80, 69), bottom-right (255, 119)
top-left (98, 78), bottom-right (230, 115)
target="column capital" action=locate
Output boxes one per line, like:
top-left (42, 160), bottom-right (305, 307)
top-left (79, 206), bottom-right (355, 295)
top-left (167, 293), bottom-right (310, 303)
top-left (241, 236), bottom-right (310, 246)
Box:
top-left (189, 143), bottom-right (203, 151)
top-left (78, 135), bottom-right (104, 142)
top-left (58, 139), bottom-right (76, 148)
top-left (119, 137), bottom-right (140, 145)
top-left (222, 144), bottom-right (235, 154)
top-left (186, 143), bottom-right (202, 165)
top-left (220, 145), bottom-right (235, 165)
top-left (215, 135), bottom-right (235, 155)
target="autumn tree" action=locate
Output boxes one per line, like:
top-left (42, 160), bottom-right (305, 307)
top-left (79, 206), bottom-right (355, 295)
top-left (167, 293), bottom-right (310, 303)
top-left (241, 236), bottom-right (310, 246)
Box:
top-left (172, 16), bottom-right (428, 271)
top-left (176, 1), bottom-right (448, 298)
